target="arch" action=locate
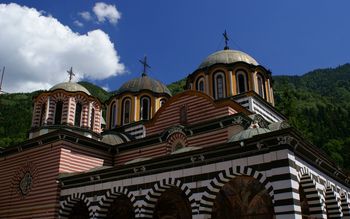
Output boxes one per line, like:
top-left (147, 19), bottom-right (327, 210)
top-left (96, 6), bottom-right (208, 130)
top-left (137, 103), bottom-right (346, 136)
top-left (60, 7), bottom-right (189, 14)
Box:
top-left (54, 100), bottom-right (63, 125)
top-left (59, 193), bottom-right (93, 219)
top-left (110, 101), bottom-right (117, 129)
top-left (140, 95), bottom-right (151, 120)
top-left (298, 168), bottom-right (326, 218)
top-left (74, 102), bottom-right (82, 127)
top-left (236, 70), bottom-right (248, 94)
top-left (141, 178), bottom-right (196, 218)
top-left (196, 76), bottom-right (205, 93)
top-left (213, 72), bottom-right (226, 99)
top-left (198, 166), bottom-right (274, 217)
top-left (256, 73), bottom-right (266, 99)
top-left (166, 131), bottom-right (188, 152)
top-left (324, 186), bottom-right (342, 218)
top-left (95, 187), bottom-right (137, 219)
top-left (122, 97), bottom-right (132, 125)
top-left (340, 192), bottom-right (350, 218)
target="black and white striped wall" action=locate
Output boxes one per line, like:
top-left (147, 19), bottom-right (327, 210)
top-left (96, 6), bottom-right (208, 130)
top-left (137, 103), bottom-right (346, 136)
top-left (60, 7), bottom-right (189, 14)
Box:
top-left (59, 145), bottom-right (350, 219)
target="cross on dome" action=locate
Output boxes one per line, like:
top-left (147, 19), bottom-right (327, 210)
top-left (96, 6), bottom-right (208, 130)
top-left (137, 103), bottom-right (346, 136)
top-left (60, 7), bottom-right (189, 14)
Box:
top-left (139, 56), bottom-right (151, 77)
top-left (67, 67), bottom-right (75, 82)
top-left (223, 30), bottom-right (230, 50)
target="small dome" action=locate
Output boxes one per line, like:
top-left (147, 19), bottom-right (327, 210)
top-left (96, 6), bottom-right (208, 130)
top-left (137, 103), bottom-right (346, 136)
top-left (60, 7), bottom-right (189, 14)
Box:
top-left (199, 49), bottom-right (258, 69)
top-left (101, 133), bottom-right (130, 145)
top-left (117, 75), bottom-right (172, 96)
top-left (50, 82), bottom-right (90, 95)
top-left (228, 127), bottom-right (270, 143)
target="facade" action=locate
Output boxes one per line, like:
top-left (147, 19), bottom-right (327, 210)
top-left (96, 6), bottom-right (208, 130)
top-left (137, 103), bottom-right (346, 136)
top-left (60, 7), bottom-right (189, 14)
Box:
top-left (0, 46), bottom-right (350, 219)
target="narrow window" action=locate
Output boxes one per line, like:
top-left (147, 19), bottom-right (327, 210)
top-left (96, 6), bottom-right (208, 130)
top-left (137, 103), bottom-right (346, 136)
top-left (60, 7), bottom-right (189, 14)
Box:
top-left (39, 103), bottom-right (46, 126)
top-left (122, 98), bottom-right (131, 125)
top-left (110, 102), bottom-right (117, 128)
top-left (179, 104), bottom-right (188, 125)
top-left (257, 74), bottom-right (266, 98)
top-left (196, 77), bottom-right (205, 92)
top-left (214, 72), bottom-right (225, 99)
top-left (140, 96), bottom-right (150, 120)
top-left (90, 108), bottom-right (95, 129)
top-left (237, 71), bottom-right (248, 94)
top-left (74, 102), bottom-right (82, 126)
top-left (54, 101), bottom-right (63, 125)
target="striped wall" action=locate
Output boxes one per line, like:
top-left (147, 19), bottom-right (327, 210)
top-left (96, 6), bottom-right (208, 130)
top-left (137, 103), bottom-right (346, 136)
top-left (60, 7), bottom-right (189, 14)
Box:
top-left (115, 143), bottom-right (167, 165)
top-left (59, 142), bottom-right (112, 173)
top-left (146, 93), bottom-right (237, 136)
top-left (187, 128), bottom-right (227, 148)
top-left (0, 143), bottom-right (62, 218)
top-left (60, 143), bottom-right (350, 219)
top-left (114, 126), bottom-right (231, 166)
top-left (0, 139), bottom-right (113, 218)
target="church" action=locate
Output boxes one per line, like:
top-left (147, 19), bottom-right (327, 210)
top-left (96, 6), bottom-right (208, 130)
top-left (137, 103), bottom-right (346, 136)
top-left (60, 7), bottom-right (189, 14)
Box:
top-left (0, 40), bottom-right (350, 219)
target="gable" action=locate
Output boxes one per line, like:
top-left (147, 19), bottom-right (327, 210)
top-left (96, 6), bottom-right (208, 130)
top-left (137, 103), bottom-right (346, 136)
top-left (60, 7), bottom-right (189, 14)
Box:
top-left (146, 90), bottom-right (250, 136)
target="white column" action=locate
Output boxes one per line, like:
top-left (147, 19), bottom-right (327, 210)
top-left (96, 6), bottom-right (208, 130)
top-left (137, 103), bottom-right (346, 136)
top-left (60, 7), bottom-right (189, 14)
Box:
top-left (45, 96), bottom-right (50, 124)
top-left (134, 96), bottom-right (137, 122)
top-left (228, 71), bottom-right (233, 96)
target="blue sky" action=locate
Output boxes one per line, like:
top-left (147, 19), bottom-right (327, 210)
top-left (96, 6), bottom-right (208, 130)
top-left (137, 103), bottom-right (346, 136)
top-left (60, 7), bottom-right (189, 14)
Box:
top-left (1, 0), bottom-right (350, 92)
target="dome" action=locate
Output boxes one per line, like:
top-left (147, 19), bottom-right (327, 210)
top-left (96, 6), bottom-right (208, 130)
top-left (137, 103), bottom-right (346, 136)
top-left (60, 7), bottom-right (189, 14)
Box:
top-left (117, 75), bottom-right (172, 96)
top-left (50, 82), bottom-right (91, 95)
top-left (228, 127), bottom-right (270, 143)
top-left (101, 133), bottom-right (130, 145)
top-left (199, 49), bottom-right (259, 69)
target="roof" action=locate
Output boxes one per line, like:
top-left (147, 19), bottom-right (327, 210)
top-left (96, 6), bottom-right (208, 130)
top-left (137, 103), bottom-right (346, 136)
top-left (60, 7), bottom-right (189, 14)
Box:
top-left (228, 127), bottom-right (271, 143)
top-left (199, 49), bottom-right (259, 69)
top-left (50, 82), bottom-right (91, 95)
top-left (117, 74), bottom-right (172, 96)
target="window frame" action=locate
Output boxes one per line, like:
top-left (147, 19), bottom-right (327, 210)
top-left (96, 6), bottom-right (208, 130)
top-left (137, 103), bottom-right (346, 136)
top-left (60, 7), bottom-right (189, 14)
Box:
top-left (213, 71), bottom-right (226, 99)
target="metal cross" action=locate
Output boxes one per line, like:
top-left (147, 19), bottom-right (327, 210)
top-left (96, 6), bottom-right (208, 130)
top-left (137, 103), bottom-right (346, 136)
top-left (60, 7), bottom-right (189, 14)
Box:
top-left (67, 67), bottom-right (75, 82)
top-left (223, 30), bottom-right (229, 50)
top-left (139, 56), bottom-right (151, 76)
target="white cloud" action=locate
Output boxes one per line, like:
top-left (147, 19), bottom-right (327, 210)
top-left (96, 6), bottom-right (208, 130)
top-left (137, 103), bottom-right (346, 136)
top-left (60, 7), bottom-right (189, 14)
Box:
top-left (0, 3), bottom-right (125, 93)
top-left (93, 2), bottom-right (121, 25)
top-left (74, 20), bottom-right (84, 27)
top-left (79, 11), bottom-right (92, 21)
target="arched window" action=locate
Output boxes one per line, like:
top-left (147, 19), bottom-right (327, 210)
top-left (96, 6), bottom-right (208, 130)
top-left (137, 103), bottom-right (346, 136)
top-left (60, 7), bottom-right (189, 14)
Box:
top-left (236, 71), bottom-right (248, 94)
top-left (140, 96), bottom-right (151, 120)
top-left (160, 98), bottom-right (166, 107)
top-left (90, 108), bottom-right (95, 130)
top-left (39, 103), bottom-right (46, 126)
top-left (110, 101), bottom-right (117, 128)
top-left (122, 98), bottom-right (131, 125)
top-left (196, 77), bottom-right (205, 92)
top-left (257, 73), bottom-right (266, 98)
top-left (214, 72), bottom-right (226, 99)
top-left (74, 102), bottom-right (82, 127)
top-left (54, 101), bottom-right (63, 125)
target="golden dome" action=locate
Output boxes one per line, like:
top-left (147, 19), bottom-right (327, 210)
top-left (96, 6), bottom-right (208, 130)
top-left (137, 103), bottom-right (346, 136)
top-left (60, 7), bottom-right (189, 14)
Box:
top-left (199, 49), bottom-right (258, 68)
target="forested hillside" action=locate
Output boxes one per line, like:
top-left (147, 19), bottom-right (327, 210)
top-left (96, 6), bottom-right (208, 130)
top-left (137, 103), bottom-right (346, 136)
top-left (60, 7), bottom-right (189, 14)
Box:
top-left (1, 64), bottom-right (350, 167)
